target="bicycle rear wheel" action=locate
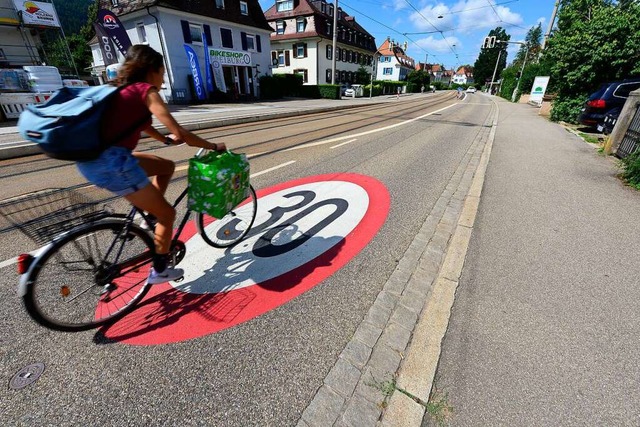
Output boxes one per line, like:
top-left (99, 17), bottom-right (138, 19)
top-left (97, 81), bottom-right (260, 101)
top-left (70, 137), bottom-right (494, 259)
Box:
top-left (22, 219), bottom-right (155, 332)
top-left (196, 185), bottom-right (257, 248)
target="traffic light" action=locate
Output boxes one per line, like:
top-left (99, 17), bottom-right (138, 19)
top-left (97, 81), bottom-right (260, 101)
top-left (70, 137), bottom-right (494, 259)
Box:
top-left (482, 36), bottom-right (496, 49)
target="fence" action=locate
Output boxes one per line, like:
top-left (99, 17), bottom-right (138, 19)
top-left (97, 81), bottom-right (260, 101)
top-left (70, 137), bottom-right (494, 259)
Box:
top-left (616, 106), bottom-right (640, 158)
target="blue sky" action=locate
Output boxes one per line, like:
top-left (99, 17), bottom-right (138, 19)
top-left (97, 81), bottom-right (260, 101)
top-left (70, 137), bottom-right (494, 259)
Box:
top-left (258, 0), bottom-right (557, 71)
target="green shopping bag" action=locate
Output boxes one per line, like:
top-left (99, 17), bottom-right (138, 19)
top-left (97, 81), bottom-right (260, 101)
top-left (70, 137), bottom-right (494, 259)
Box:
top-left (187, 151), bottom-right (250, 219)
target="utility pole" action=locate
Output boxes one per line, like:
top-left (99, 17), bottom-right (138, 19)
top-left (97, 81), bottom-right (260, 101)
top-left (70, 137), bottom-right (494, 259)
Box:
top-left (330, 0), bottom-right (338, 84)
top-left (513, 43), bottom-right (529, 101)
top-left (542, 0), bottom-right (560, 50)
top-left (489, 49), bottom-right (502, 95)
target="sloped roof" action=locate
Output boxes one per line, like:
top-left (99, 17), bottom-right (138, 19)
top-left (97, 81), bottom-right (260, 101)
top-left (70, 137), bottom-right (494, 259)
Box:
top-left (99, 0), bottom-right (273, 32)
top-left (265, 0), bottom-right (376, 51)
top-left (377, 39), bottom-right (415, 68)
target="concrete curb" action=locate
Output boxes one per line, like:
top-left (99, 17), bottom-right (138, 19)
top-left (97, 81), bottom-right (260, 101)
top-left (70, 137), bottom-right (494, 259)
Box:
top-left (378, 99), bottom-right (499, 426)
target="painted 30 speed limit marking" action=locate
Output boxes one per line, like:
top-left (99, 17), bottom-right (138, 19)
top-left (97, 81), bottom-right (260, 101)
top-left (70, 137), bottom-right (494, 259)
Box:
top-left (103, 173), bottom-right (390, 345)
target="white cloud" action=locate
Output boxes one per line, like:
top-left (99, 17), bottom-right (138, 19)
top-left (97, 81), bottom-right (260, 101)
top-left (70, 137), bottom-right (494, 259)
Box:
top-left (391, 0), bottom-right (409, 11)
top-left (453, 0), bottom-right (524, 34)
top-left (414, 35), bottom-right (461, 53)
top-left (409, 3), bottom-right (454, 32)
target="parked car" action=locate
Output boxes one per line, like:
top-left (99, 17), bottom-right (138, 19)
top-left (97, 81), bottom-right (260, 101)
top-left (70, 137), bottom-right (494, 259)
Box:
top-left (340, 84), bottom-right (350, 96)
top-left (344, 84), bottom-right (363, 97)
top-left (466, 87), bottom-right (476, 93)
top-left (602, 107), bottom-right (621, 134)
top-left (578, 78), bottom-right (640, 131)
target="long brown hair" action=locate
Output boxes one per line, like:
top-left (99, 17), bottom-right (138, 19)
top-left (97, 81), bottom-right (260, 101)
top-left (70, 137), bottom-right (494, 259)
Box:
top-left (116, 44), bottom-right (164, 86)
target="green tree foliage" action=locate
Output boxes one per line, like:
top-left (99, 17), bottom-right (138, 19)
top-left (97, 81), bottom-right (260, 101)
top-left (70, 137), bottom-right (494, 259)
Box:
top-left (406, 69), bottom-right (430, 88)
top-left (473, 27), bottom-right (510, 88)
top-left (514, 24), bottom-right (543, 69)
top-left (42, 0), bottom-right (97, 76)
top-left (543, 0), bottom-right (640, 122)
top-left (355, 65), bottom-right (371, 84)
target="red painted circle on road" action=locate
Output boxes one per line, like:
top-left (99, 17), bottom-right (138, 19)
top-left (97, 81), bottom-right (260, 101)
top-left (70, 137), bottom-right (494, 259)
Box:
top-left (102, 173), bottom-right (390, 345)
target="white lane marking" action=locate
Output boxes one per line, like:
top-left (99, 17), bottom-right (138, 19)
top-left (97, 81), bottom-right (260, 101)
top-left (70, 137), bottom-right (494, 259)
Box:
top-left (250, 160), bottom-right (296, 178)
top-left (330, 139), bottom-right (358, 149)
top-left (283, 103), bottom-right (458, 151)
top-left (0, 256), bottom-right (18, 270)
top-left (0, 143), bottom-right (37, 150)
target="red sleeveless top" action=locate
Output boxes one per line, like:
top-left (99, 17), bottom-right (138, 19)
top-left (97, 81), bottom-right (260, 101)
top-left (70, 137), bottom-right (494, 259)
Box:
top-left (102, 82), bottom-right (154, 151)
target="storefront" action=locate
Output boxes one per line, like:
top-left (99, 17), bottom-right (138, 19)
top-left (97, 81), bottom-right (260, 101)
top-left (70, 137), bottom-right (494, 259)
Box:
top-left (210, 48), bottom-right (255, 100)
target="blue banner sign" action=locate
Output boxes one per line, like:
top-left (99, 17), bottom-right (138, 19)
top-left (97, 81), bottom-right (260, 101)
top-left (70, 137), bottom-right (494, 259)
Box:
top-left (97, 9), bottom-right (132, 56)
top-left (184, 44), bottom-right (206, 101)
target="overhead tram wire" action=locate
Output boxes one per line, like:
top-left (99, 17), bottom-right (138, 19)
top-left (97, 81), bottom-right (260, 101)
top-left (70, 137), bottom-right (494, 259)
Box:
top-left (485, 0), bottom-right (528, 30)
top-left (339, 1), bottom-right (443, 63)
top-left (439, 0), bottom-right (519, 17)
top-left (401, 0), bottom-right (460, 64)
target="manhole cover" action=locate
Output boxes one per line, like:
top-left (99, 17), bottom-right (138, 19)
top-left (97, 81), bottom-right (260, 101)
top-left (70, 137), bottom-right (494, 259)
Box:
top-left (9, 362), bottom-right (45, 390)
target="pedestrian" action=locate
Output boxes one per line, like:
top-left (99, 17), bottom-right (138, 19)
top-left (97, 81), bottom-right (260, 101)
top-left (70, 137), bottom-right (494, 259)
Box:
top-left (421, 85), bottom-right (425, 94)
top-left (76, 45), bottom-right (226, 284)
top-left (397, 86), bottom-right (401, 99)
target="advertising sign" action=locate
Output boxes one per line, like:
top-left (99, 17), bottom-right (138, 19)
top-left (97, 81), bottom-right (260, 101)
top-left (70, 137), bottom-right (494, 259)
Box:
top-left (203, 37), bottom-right (214, 93)
top-left (529, 76), bottom-right (551, 104)
top-left (97, 9), bottom-right (132, 56)
top-left (209, 49), bottom-right (252, 67)
top-left (184, 44), bottom-right (206, 100)
top-left (93, 23), bottom-right (118, 66)
top-left (13, 1), bottom-right (61, 27)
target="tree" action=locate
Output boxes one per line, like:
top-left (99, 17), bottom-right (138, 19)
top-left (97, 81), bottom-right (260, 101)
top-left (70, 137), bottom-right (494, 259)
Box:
top-left (406, 69), bottom-right (430, 87)
top-left (514, 23), bottom-right (542, 68)
top-left (355, 65), bottom-right (371, 84)
top-left (473, 27), bottom-right (510, 88)
top-left (542, 0), bottom-right (640, 122)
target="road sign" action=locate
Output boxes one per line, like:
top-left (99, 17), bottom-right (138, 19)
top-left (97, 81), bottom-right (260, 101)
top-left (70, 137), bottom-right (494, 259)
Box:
top-left (102, 173), bottom-right (391, 345)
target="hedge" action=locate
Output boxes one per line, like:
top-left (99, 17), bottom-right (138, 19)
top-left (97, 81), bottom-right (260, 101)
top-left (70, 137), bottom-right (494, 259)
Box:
top-left (318, 84), bottom-right (340, 99)
top-left (259, 74), bottom-right (303, 99)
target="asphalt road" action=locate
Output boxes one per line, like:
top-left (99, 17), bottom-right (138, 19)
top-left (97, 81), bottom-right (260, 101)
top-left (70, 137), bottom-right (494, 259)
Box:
top-left (0, 92), bottom-right (493, 426)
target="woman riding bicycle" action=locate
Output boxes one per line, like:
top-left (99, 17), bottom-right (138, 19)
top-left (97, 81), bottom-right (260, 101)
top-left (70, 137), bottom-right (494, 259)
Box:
top-left (77, 45), bottom-right (226, 284)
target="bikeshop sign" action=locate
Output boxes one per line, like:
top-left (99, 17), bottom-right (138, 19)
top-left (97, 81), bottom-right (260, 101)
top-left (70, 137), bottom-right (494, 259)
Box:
top-left (209, 49), bottom-right (252, 67)
top-left (100, 173), bottom-right (391, 345)
top-left (13, 0), bottom-right (61, 27)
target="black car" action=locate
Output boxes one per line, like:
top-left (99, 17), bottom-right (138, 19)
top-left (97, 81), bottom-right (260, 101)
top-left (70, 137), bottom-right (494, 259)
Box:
top-left (602, 107), bottom-right (621, 134)
top-left (578, 78), bottom-right (640, 131)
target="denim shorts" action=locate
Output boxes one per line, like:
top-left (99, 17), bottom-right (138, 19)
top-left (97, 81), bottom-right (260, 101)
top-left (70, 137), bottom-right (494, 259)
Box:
top-left (77, 146), bottom-right (150, 196)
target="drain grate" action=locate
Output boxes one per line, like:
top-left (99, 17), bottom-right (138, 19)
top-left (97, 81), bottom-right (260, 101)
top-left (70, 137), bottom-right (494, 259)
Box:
top-left (9, 362), bottom-right (45, 390)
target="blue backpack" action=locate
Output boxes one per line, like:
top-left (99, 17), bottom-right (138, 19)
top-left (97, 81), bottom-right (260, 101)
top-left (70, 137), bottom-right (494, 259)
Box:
top-left (18, 84), bottom-right (150, 161)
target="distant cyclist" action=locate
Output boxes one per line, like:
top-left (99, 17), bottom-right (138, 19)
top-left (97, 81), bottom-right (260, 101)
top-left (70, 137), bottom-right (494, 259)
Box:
top-left (76, 45), bottom-right (226, 284)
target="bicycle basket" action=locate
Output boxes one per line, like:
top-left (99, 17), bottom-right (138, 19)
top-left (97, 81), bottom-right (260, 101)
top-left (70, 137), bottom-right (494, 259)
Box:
top-left (0, 188), bottom-right (110, 245)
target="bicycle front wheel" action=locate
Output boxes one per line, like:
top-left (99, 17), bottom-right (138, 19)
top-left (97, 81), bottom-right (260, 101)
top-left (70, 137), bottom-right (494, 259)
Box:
top-left (22, 219), bottom-right (155, 332)
top-left (196, 185), bottom-right (257, 248)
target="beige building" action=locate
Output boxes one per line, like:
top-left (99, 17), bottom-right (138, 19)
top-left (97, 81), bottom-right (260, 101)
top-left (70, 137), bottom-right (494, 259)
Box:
top-left (264, 0), bottom-right (376, 85)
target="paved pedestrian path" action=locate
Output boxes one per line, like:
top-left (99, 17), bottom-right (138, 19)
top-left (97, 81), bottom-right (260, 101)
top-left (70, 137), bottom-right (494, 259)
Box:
top-left (430, 97), bottom-right (640, 425)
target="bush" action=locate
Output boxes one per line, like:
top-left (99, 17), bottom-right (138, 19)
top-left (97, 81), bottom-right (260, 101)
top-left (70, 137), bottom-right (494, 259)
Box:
top-left (620, 149), bottom-right (640, 189)
top-left (318, 84), bottom-right (340, 99)
top-left (300, 85), bottom-right (321, 98)
top-left (363, 84), bottom-right (382, 97)
top-left (549, 95), bottom-right (586, 123)
top-left (259, 74), bottom-right (303, 99)
top-left (374, 80), bottom-right (405, 95)
top-left (432, 81), bottom-right (447, 90)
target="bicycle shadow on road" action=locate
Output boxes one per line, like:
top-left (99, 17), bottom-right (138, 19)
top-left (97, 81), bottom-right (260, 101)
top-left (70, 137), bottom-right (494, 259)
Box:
top-left (95, 234), bottom-right (346, 345)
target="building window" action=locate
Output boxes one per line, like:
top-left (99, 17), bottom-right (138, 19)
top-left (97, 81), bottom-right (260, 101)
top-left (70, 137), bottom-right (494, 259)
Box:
top-left (240, 1), bottom-right (248, 15)
top-left (221, 28), bottom-right (233, 48)
top-left (294, 69), bottom-right (308, 83)
top-left (383, 67), bottom-right (393, 75)
top-left (321, 2), bottom-right (326, 13)
top-left (296, 18), bottom-right (306, 32)
top-left (278, 51), bottom-right (285, 65)
top-left (326, 45), bottom-right (332, 60)
top-left (329, 5), bottom-right (333, 16)
top-left (326, 69), bottom-right (332, 83)
top-left (335, 47), bottom-right (341, 61)
top-left (340, 70), bottom-right (346, 81)
top-left (295, 43), bottom-right (306, 58)
top-left (276, 0), bottom-right (293, 12)
top-left (189, 24), bottom-right (203, 44)
top-left (326, 21), bottom-right (331, 36)
top-left (346, 51), bottom-right (351, 62)
top-left (136, 22), bottom-right (147, 44)
top-left (245, 34), bottom-right (256, 51)
top-left (276, 20), bottom-right (285, 35)
top-left (215, 0), bottom-right (224, 9)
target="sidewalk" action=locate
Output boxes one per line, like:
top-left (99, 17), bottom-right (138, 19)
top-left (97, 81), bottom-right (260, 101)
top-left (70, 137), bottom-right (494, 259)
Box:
top-left (0, 93), bottom-right (425, 160)
top-left (427, 97), bottom-right (640, 425)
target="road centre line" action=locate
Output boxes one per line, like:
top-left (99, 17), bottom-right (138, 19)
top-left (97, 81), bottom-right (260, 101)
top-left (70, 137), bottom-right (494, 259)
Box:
top-left (283, 103), bottom-right (458, 152)
top-left (249, 160), bottom-right (296, 178)
top-left (330, 139), bottom-right (357, 149)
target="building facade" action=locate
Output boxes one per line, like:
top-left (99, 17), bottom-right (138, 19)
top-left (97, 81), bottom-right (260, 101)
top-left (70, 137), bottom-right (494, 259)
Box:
top-left (452, 66), bottom-right (474, 85)
top-left (0, 0), bottom-right (51, 68)
top-left (376, 38), bottom-right (415, 82)
top-left (94, 0), bottom-right (273, 103)
top-left (264, 0), bottom-right (377, 85)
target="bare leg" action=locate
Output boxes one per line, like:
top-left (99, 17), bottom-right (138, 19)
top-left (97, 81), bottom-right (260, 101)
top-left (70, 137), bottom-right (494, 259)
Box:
top-left (132, 152), bottom-right (175, 195)
top-left (124, 183), bottom-right (175, 254)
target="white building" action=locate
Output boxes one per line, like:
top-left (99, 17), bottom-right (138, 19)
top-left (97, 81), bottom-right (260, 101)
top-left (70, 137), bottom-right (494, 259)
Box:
top-left (93, 0), bottom-right (273, 103)
top-left (452, 66), bottom-right (474, 85)
top-left (376, 38), bottom-right (415, 82)
top-left (264, 0), bottom-right (377, 85)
